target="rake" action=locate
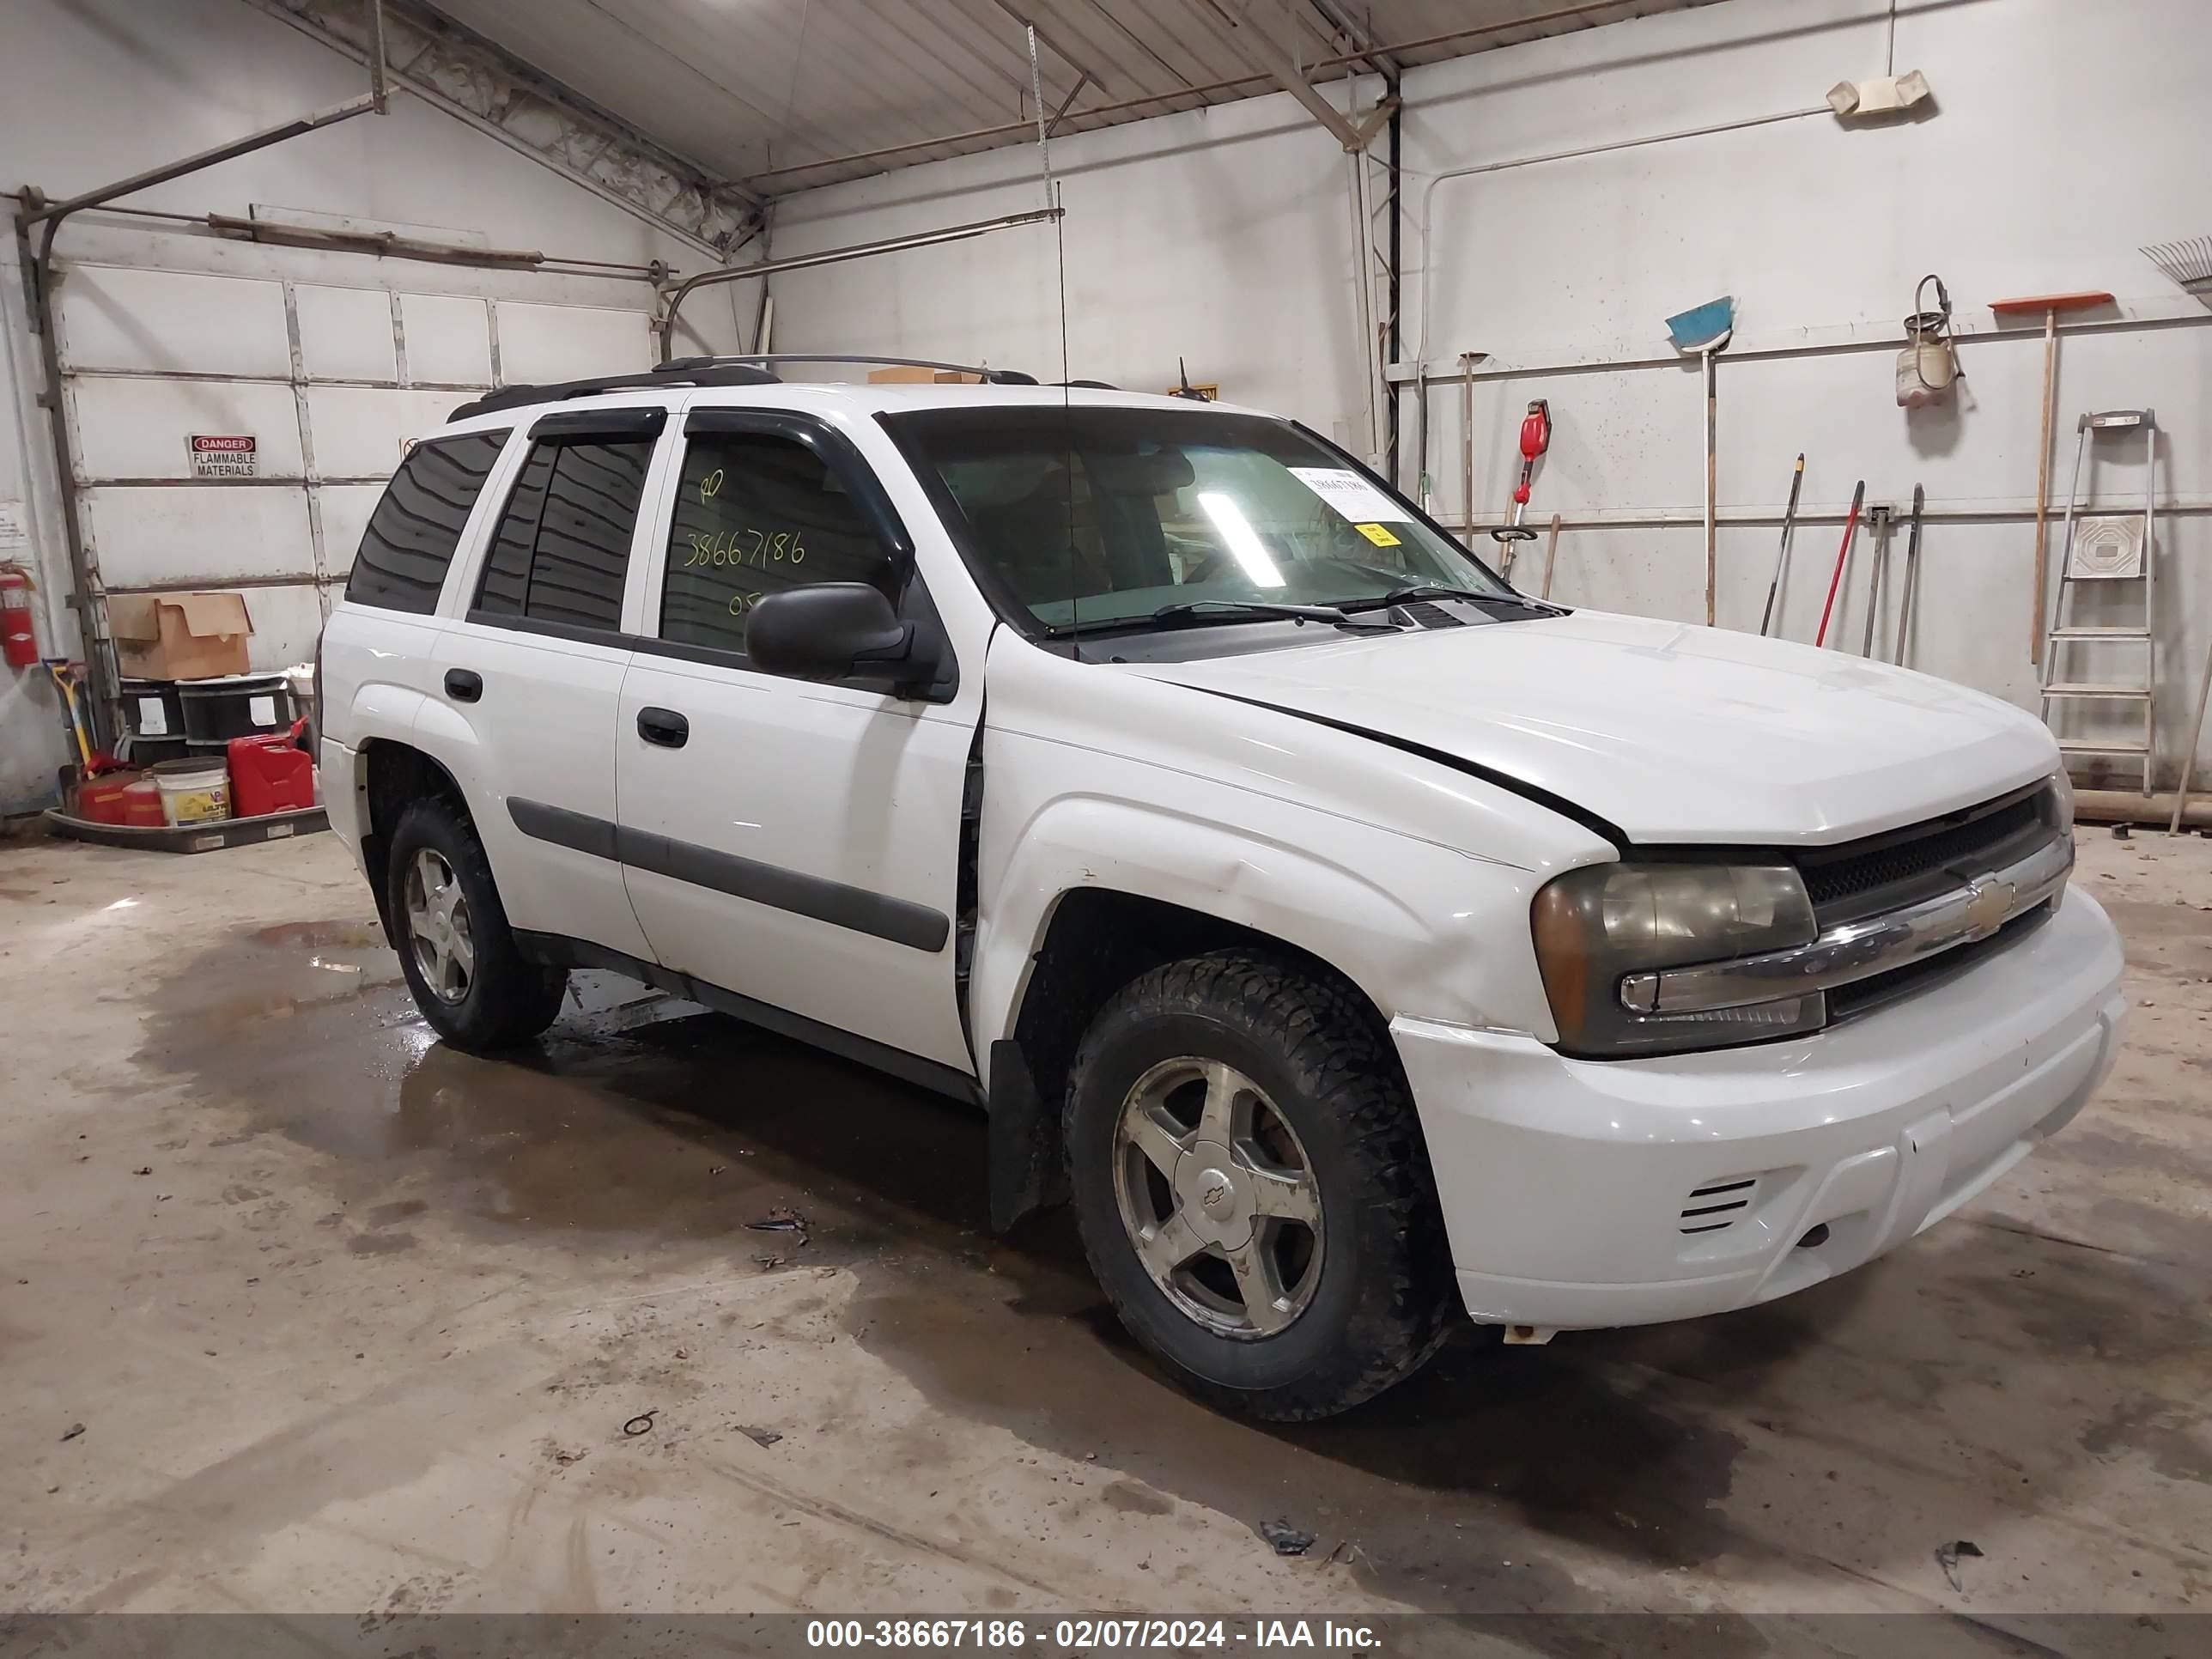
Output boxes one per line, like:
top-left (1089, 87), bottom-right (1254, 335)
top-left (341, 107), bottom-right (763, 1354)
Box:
top-left (2142, 237), bottom-right (2212, 310)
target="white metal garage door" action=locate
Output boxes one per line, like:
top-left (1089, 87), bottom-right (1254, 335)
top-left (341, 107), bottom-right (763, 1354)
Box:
top-left (58, 258), bottom-right (655, 672)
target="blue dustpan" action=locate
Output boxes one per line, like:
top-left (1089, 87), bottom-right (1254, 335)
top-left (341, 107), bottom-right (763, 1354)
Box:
top-left (1666, 295), bottom-right (1735, 354)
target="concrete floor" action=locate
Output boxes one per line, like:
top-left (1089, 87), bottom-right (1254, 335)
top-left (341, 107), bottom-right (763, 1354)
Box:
top-left (0, 824), bottom-right (2205, 1621)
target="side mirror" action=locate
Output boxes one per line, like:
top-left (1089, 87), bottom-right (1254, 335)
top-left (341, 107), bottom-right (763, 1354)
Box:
top-left (747, 583), bottom-right (939, 690)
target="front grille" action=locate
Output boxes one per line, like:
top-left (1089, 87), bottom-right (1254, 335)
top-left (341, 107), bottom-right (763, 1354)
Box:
top-left (1826, 899), bottom-right (2057, 1023)
top-left (1795, 783), bottom-right (2056, 926)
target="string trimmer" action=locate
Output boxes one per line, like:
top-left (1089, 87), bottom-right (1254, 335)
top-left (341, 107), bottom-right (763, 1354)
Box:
top-left (1489, 398), bottom-right (1551, 582)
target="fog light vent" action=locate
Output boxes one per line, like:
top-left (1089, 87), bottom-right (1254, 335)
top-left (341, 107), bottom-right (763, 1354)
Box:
top-left (1679, 1176), bottom-right (1759, 1234)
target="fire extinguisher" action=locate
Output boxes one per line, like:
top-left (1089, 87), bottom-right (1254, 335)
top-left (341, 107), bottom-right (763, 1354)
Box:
top-left (1, 566), bottom-right (38, 669)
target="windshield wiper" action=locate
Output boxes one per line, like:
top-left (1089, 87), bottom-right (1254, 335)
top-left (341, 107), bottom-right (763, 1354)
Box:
top-left (1346, 584), bottom-right (1566, 617)
top-left (1149, 599), bottom-right (1401, 632)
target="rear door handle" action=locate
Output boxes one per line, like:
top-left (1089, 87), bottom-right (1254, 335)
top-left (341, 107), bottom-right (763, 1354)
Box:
top-left (636, 706), bottom-right (689, 748)
top-left (444, 668), bottom-right (483, 702)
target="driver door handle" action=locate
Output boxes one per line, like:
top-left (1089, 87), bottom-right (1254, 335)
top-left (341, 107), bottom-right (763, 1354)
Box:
top-left (636, 706), bottom-right (689, 749)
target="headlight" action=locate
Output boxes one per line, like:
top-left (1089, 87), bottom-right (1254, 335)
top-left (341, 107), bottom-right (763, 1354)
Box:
top-left (1531, 861), bottom-right (1821, 1058)
top-left (2048, 768), bottom-right (2075, 834)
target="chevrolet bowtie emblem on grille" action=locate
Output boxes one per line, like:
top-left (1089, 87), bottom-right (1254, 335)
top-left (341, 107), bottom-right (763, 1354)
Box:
top-left (1963, 875), bottom-right (2015, 940)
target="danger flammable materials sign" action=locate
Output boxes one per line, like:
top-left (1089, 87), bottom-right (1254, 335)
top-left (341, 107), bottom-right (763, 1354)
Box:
top-left (187, 434), bottom-right (258, 478)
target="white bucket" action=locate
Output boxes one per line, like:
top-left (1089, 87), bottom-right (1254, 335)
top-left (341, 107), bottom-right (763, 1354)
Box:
top-left (151, 757), bottom-right (231, 825)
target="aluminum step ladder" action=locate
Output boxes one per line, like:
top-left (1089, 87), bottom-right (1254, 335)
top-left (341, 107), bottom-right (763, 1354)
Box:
top-left (2040, 408), bottom-right (2157, 794)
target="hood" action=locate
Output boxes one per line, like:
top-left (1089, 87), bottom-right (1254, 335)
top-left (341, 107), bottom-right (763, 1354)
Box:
top-left (1125, 610), bottom-right (2058, 845)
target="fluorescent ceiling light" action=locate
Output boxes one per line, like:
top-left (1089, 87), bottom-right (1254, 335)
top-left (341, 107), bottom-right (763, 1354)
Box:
top-left (1197, 492), bottom-right (1285, 588)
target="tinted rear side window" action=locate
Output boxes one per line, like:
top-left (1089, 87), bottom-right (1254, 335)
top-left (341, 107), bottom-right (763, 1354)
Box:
top-left (344, 431), bottom-right (507, 614)
top-left (474, 438), bottom-right (653, 633)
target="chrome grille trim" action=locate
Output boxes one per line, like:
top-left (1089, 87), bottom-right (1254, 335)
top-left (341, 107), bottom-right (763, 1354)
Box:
top-left (1620, 832), bottom-right (2072, 1017)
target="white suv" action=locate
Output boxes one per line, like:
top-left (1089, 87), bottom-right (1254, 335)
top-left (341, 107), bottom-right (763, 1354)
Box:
top-left (318, 356), bottom-right (2126, 1420)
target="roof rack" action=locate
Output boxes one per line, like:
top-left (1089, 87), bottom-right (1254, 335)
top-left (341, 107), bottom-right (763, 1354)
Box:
top-left (447, 352), bottom-right (1037, 422)
top-left (449, 362), bottom-right (778, 421)
top-left (674, 353), bottom-right (1036, 386)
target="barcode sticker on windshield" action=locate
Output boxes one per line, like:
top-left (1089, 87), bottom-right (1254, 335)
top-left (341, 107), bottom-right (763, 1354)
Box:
top-left (1288, 466), bottom-right (1412, 524)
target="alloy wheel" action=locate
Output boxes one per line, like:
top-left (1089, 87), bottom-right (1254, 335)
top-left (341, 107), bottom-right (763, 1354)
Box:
top-left (403, 848), bottom-right (475, 1005)
top-left (1110, 1057), bottom-right (1324, 1339)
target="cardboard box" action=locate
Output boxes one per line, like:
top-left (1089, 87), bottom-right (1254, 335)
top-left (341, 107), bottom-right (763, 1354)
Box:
top-left (866, 367), bottom-right (984, 385)
top-left (108, 591), bottom-right (254, 680)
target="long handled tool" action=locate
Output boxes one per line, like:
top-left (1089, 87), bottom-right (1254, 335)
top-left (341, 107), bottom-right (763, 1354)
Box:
top-left (1860, 504), bottom-right (1893, 658)
top-left (1490, 398), bottom-right (1553, 583)
top-left (1510, 399), bottom-right (1551, 524)
top-left (1893, 484), bottom-right (1924, 665)
top-left (1814, 481), bottom-right (1866, 649)
top-left (1990, 289), bottom-right (2112, 663)
top-left (1458, 351), bottom-right (1481, 537)
top-left (1759, 453), bottom-right (1805, 636)
top-left (1540, 512), bottom-right (1561, 600)
top-left (1665, 296), bottom-right (1735, 627)
top-left (2172, 635), bottom-right (2212, 834)
top-left (45, 659), bottom-right (97, 772)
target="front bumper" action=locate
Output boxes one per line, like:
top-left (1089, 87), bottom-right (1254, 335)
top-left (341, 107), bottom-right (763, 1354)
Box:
top-left (1395, 886), bottom-right (2126, 1330)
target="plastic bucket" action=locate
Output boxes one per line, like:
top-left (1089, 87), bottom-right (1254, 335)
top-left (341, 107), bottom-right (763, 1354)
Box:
top-left (150, 756), bottom-right (231, 825)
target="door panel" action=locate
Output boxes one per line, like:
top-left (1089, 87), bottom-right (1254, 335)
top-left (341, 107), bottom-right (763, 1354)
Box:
top-left (616, 659), bottom-right (974, 1069)
top-left (613, 410), bottom-right (975, 1073)
top-left (436, 623), bottom-right (649, 961)
top-left (427, 420), bottom-right (663, 963)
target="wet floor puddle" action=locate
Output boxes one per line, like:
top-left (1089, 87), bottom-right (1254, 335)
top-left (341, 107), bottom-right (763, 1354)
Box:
top-left (131, 917), bottom-right (2212, 1613)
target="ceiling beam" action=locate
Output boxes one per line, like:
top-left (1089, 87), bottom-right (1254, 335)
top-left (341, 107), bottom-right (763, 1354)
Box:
top-left (1220, 0), bottom-right (1390, 151)
top-left (748, 0), bottom-right (1664, 188)
top-left (245, 0), bottom-right (761, 255)
top-left (987, 0), bottom-right (1115, 97)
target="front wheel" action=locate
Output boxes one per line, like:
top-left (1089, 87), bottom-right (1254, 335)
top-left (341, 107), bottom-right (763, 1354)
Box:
top-left (1064, 951), bottom-right (1456, 1420)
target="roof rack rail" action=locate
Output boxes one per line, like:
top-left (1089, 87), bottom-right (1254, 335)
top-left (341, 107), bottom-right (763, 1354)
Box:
top-left (447, 352), bottom-right (1038, 422)
top-left (667, 353), bottom-right (1037, 386)
top-left (449, 362), bottom-right (780, 421)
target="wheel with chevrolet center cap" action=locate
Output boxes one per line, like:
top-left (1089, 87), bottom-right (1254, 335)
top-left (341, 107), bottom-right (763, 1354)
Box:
top-left (1064, 950), bottom-right (1456, 1419)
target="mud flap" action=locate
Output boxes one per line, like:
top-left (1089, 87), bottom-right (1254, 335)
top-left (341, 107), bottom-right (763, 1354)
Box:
top-left (987, 1039), bottom-right (1066, 1233)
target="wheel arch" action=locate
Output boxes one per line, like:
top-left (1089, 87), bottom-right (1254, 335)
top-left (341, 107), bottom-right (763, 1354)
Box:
top-left (987, 884), bottom-right (1414, 1235)
top-left (359, 738), bottom-right (473, 947)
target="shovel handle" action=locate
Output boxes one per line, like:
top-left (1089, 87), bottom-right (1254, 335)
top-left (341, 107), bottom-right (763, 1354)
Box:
top-left (1815, 483), bottom-right (1866, 649)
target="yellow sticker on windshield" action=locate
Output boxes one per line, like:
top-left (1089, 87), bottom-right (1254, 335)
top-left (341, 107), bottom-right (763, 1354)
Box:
top-left (1353, 522), bottom-right (1401, 547)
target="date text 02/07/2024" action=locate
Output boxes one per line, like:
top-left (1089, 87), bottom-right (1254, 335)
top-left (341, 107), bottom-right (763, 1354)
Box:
top-left (804, 1620), bottom-right (1382, 1650)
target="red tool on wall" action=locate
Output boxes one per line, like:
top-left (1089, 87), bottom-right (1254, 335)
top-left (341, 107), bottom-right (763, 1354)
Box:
top-left (1489, 398), bottom-right (1552, 581)
top-left (1814, 481), bottom-right (1867, 649)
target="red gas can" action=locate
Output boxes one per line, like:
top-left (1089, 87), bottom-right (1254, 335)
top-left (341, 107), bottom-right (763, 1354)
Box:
top-left (72, 771), bottom-right (167, 827)
top-left (227, 732), bottom-right (315, 817)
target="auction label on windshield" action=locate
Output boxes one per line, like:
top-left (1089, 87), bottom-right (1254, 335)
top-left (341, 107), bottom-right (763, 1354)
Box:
top-left (1288, 466), bottom-right (1411, 524)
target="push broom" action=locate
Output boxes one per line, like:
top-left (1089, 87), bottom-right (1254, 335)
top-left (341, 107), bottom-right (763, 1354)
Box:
top-left (1665, 297), bottom-right (1734, 626)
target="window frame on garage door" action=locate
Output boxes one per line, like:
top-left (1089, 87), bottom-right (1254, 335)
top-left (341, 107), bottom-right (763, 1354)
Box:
top-left (55, 254), bottom-right (658, 674)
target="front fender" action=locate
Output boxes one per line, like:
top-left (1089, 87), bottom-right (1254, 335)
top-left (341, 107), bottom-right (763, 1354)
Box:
top-left (972, 751), bottom-right (1559, 1060)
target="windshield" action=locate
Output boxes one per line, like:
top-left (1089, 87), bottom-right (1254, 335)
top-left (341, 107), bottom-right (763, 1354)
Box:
top-left (885, 404), bottom-right (1511, 633)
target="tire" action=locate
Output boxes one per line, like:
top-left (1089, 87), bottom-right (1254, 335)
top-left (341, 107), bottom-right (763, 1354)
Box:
top-left (386, 795), bottom-right (568, 1053)
top-left (1064, 950), bottom-right (1455, 1421)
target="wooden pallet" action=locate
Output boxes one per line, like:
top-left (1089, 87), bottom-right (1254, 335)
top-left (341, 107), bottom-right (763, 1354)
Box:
top-left (43, 805), bottom-right (328, 854)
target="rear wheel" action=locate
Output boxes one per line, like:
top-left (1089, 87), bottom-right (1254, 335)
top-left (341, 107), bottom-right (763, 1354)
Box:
top-left (386, 797), bottom-right (567, 1052)
top-left (1065, 951), bottom-right (1455, 1420)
